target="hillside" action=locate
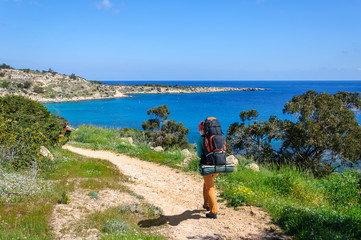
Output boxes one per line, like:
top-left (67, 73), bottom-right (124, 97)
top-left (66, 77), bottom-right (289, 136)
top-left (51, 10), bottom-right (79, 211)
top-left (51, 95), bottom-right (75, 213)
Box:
top-left (0, 66), bottom-right (266, 102)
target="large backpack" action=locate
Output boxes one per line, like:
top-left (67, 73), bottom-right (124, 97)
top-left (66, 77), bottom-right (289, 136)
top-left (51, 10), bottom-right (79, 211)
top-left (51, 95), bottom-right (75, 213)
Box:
top-left (203, 117), bottom-right (227, 165)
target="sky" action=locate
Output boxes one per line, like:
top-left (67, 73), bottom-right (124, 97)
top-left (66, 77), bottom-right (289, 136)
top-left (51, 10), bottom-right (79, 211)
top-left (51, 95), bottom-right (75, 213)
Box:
top-left (0, 0), bottom-right (361, 81)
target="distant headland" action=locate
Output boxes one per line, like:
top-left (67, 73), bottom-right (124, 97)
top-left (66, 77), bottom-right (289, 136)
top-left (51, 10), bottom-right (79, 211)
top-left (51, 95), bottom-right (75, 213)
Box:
top-left (0, 64), bottom-right (268, 103)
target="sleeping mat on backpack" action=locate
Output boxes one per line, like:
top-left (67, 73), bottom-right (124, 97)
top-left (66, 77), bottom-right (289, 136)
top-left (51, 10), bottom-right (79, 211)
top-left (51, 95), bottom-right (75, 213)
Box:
top-left (199, 163), bottom-right (234, 176)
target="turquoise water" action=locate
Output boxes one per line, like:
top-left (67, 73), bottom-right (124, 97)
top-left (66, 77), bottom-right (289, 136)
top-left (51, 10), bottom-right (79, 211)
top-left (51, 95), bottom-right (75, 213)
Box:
top-left (44, 81), bottom-right (361, 143)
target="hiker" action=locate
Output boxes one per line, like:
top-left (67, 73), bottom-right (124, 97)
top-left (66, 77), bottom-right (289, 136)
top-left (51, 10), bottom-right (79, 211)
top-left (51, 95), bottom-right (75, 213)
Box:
top-left (197, 121), bottom-right (218, 219)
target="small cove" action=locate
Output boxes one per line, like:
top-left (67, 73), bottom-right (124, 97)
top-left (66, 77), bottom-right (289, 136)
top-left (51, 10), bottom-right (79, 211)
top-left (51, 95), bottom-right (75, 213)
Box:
top-left (44, 80), bottom-right (361, 143)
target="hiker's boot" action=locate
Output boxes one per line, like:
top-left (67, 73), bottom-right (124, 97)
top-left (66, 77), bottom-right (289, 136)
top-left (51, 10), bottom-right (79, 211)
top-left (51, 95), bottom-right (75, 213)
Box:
top-left (203, 205), bottom-right (210, 211)
top-left (206, 213), bottom-right (217, 219)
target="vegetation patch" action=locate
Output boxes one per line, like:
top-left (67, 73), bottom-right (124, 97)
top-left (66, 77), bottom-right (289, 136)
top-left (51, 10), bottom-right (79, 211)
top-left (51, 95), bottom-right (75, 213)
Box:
top-left (0, 199), bottom-right (54, 240)
top-left (0, 137), bottom-right (149, 239)
top-left (69, 118), bottom-right (361, 239)
top-left (218, 165), bottom-right (361, 239)
top-left (0, 170), bottom-right (53, 203)
top-left (227, 91), bottom-right (361, 177)
top-left (142, 105), bottom-right (189, 149)
top-left (0, 95), bottom-right (64, 146)
top-left (77, 204), bottom-right (166, 240)
top-left (69, 124), bottom-right (190, 168)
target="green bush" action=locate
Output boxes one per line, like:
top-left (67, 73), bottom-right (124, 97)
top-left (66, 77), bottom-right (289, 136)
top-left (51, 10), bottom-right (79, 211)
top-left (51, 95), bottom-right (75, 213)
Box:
top-left (0, 95), bottom-right (63, 145)
top-left (57, 191), bottom-right (70, 204)
top-left (102, 218), bottom-right (130, 234)
top-left (33, 85), bottom-right (45, 94)
top-left (1, 80), bottom-right (10, 88)
top-left (23, 81), bottom-right (32, 89)
top-left (0, 117), bottom-right (47, 170)
top-left (87, 191), bottom-right (99, 200)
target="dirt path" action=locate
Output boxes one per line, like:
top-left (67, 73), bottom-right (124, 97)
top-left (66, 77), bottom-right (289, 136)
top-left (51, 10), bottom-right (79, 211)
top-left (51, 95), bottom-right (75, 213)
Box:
top-left (62, 145), bottom-right (289, 240)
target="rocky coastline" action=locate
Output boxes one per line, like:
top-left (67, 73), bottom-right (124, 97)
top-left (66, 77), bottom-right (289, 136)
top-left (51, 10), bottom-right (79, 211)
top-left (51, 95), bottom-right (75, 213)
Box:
top-left (0, 68), bottom-right (268, 103)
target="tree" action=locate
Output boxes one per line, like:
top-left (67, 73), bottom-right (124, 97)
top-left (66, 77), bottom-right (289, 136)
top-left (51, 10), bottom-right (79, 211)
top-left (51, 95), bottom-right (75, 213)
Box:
top-left (147, 104), bottom-right (170, 123)
top-left (155, 120), bottom-right (189, 148)
top-left (240, 109), bottom-right (259, 123)
top-left (0, 63), bottom-right (12, 69)
top-left (227, 91), bottom-right (361, 176)
top-left (281, 90), bottom-right (361, 175)
top-left (70, 73), bottom-right (76, 80)
top-left (142, 105), bottom-right (189, 148)
top-left (227, 110), bottom-right (282, 161)
top-left (142, 104), bottom-right (170, 132)
top-left (142, 118), bottom-right (161, 133)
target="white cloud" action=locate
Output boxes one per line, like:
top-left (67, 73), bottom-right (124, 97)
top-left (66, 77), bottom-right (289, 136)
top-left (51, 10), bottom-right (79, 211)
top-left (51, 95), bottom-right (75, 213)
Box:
top-left (95, 0), bottom-right (112, 9)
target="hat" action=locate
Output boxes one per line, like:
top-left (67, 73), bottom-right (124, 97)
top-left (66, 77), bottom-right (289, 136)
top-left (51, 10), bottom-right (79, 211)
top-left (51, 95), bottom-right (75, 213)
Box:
top-left (198, 121), bottom-right (204, 131)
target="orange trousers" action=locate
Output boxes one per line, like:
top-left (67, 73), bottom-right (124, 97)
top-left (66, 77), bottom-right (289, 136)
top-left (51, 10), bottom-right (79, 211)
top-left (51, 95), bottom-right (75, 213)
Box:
top-left (203, 173), bottom-right (218, 215)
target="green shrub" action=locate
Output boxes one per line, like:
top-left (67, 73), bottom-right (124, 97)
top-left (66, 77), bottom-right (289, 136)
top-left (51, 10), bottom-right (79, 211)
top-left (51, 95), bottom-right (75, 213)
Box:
top-left (0, 95), bottom-right (63, 145)
top-left (33, 85), bottom-right (45, 94)
top-left (87, 191), bottom-right (99, 200)
top-left (220, 182), bottom-right (255, 206)
top-left (57, 191), bottom-right (70, 204)
top-left (102, 218), bottom-right (130, 234)
top-left (0, 170), bottom-right (54, 203)
top-left (1, 80), bottom-right (10, 88)
top-left (0, 117), bottom-right (47, 170)
top-left (118, 203), bottom-right (163, 217)
top-left (23, 81), bottom-right (32, 89)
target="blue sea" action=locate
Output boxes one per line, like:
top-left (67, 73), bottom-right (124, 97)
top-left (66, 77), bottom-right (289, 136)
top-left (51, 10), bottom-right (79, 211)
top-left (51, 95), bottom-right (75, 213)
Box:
top-left (44, 81), bottom-right (361, 143)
